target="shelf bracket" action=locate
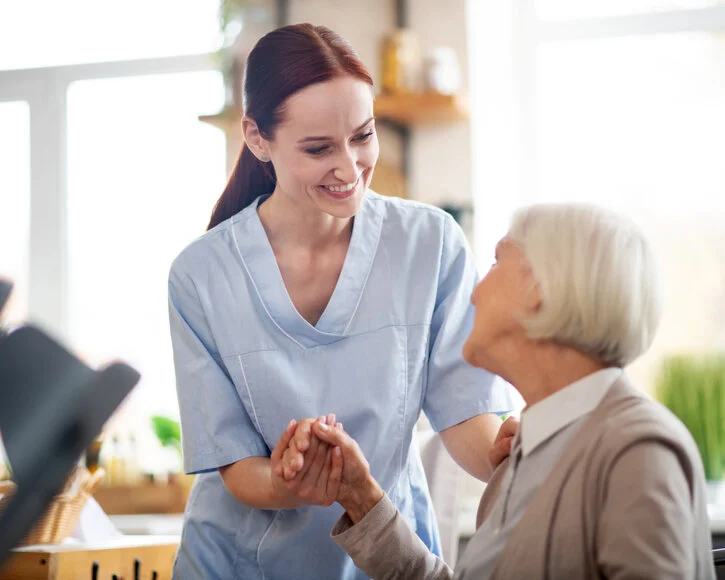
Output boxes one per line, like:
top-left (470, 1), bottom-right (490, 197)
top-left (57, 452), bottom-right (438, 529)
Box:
top-left (391, 0), bottom-right (411, 180)
top-left (277, 0), bottom-right (290, 27)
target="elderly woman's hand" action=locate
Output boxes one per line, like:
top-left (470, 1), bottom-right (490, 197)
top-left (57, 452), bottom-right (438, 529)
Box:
top-left (269, 416), bottom-right (343, 508)
top-left (312, 420), bottom-right (384, 524)
top-left (489, 416), bottom-right (519, 470)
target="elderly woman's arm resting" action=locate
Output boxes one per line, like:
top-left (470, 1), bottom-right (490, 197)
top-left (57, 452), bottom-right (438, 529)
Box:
top-left (314, 421), bottom-right (455, 580)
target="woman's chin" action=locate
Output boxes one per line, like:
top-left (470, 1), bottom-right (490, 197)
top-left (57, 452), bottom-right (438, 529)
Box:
top-left (462, 341), bottom-right (477, 367)
top-left (463, 339), bottom-right (499, 374)
top-left (314, 189), bottom-right (365, 219)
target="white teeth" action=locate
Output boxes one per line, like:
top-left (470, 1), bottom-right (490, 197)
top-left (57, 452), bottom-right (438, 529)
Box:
top-left (325, 181), bottom-right (356, 193)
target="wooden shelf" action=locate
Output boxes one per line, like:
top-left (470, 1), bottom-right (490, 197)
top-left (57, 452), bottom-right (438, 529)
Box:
top-left (199, 92), bottom-right (469, 134)
top-left (374, 92), bottom-right (469, 126)
top-left (198, 91), bottom-right (469, 177)
top-left (1, 537), bottom-right (178, 580)
top-left (94, 481), bottom-right (193, 515)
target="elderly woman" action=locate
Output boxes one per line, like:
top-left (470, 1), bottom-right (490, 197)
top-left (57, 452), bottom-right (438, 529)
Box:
top-left (309, 203), bottom-right (715, 579)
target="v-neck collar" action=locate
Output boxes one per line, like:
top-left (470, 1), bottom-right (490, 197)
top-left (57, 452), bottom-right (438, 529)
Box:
top-left (231, 193), bottom-right (384, 348)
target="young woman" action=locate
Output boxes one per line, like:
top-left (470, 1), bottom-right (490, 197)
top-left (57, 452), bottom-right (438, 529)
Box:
top-left (168, 23), bottom-right (512, 579)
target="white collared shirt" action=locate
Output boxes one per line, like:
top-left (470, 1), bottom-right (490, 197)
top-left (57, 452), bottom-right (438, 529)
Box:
top-left (520, 367), bottom-right (623, 457)
top-left (456, 368), bottom-right (623, 580)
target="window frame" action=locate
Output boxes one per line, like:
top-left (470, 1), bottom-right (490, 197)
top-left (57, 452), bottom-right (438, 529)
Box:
top-left (0, 54), bottom-right (216, 340)
top-left (468, 1), bottom-right (725, 262)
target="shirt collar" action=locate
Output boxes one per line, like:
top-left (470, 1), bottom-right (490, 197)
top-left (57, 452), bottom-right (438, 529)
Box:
top-left (519, 367), bottom-right (622, 457)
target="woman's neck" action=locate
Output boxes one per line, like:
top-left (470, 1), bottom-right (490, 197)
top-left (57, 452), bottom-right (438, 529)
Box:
top-left (258, 189), bottom-right (352, 251)
top-left (500, 341), bottom-right (610, 407)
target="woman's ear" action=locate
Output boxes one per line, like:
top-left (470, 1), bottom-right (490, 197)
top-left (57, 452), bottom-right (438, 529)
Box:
top-left (241, 117), bottom-right (269, 162)
top-left (525, 279), bottom-right (542, 315)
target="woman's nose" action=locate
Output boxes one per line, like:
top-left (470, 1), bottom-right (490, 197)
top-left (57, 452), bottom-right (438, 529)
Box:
top-left (333, 147), bottom-right (359, 183)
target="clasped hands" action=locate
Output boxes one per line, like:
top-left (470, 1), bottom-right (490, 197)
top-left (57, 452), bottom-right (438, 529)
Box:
top-left (269, 413), bottom-right (519, 517)
top-left (269, 414), bottom-right (377, 515)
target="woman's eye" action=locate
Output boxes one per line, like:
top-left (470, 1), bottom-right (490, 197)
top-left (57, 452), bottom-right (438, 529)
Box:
top-left (306, 145), bottom-right (330, 156)
top-left (355, 131), bottom-right (374, 142)
top-left (305, 131), bottom-right (373, 155)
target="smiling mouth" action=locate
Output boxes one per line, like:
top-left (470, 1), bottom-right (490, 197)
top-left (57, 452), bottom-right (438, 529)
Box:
top-left (319, 175), bottom-right (362, 198)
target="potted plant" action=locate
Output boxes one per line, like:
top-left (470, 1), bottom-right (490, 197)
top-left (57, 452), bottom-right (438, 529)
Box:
top-left (656, 354), bottom-right (725, 505)
top-left (151, 415), bottom-right (194, 491)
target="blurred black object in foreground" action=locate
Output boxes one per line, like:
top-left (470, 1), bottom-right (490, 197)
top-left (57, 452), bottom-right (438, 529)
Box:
top-left (0, 278), bottom-right (139, 564)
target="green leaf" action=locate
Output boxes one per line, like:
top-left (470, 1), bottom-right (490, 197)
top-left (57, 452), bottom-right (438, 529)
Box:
top-left (151, 415), bottom-right (181, 454)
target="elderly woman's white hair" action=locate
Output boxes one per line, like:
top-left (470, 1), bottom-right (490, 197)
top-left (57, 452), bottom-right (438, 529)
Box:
top-left (508, 203), bottom-right (663, 367)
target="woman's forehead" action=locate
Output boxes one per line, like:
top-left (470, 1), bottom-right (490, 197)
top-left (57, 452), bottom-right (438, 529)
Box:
top-left (498, 237), bottom-right (528, 261)
top-left (280, 78), bottom-right (374, 136)
top-left (497, 237), bottom-right (515, 252)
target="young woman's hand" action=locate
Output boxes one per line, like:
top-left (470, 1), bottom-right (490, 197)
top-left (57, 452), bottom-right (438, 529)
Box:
top-left (269, 416), bottom-right (343, 508)
top-left (274, 414), bottom-right (336, 480)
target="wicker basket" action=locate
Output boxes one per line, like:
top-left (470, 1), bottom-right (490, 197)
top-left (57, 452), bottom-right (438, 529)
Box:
top-left (0, 467), bottom-right (104, 545)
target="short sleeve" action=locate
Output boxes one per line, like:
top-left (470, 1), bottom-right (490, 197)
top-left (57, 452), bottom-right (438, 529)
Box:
top-left (168, 259), bottom-right (268, 474)
top-left (423, 216), bottom-right (513, 432)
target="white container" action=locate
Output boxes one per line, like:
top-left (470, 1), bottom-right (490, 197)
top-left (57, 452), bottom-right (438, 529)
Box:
top-left (424, 47), bottom-right (461, 95)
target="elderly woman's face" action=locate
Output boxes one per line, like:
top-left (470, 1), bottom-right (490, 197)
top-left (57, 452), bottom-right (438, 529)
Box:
top-left (462, 237), bottom-right (539, 370)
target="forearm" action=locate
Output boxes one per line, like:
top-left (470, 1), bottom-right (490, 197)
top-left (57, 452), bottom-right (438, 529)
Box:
top-left (333, 494), bottom-right (454, 580)
top-left (219, 457), bottom-right (299, 510)
top-left (440, 413), bottom-right (501, 481)
top-left (339, 475), bottom-right (385, 524)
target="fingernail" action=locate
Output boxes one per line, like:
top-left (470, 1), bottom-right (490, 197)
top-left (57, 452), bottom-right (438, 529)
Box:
top-left (287, 419), bottom-right (295, 429)
top-left (319, 415), bottom-right (327, 424)
top-left (318, 423), bottom-right (329, 431)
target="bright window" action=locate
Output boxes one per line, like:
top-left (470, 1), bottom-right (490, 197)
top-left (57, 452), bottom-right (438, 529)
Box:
top-left (0, 101), bottom-right (30, 327)
top-left (537, 32), bottom-right (725, 215)
top-left (471, 2), bottom-right (725, 390)
top-left (467, 0), bottom-right (725, 539)
top-left (66, 70), bottom-right (226, 444)
top-left (537, 0), bottom-right (723, 21)
top-left (536, 31), bottom-right (725, 388)
top-left (0, 0), bottom-right (226, 475)
top-left (0, 0), bottom-right (220, 71)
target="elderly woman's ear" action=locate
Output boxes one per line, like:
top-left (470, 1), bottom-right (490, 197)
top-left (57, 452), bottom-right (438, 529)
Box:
top-left (524, 279), bottom-right (542, 317)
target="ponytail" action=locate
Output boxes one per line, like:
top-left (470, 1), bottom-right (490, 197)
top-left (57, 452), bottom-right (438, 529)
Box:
top-left (207, 143), bottom-right (276, 230)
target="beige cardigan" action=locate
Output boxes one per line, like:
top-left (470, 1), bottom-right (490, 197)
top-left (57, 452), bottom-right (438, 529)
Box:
top-left (332, 377), bottom-right (716, 579)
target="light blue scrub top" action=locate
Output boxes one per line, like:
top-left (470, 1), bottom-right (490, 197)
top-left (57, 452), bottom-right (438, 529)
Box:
top-left (168, 191), bottom-right (512, 579)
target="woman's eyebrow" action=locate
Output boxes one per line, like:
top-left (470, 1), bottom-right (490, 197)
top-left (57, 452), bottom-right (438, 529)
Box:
top-left (296, 117), bottom-right (375, 144)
